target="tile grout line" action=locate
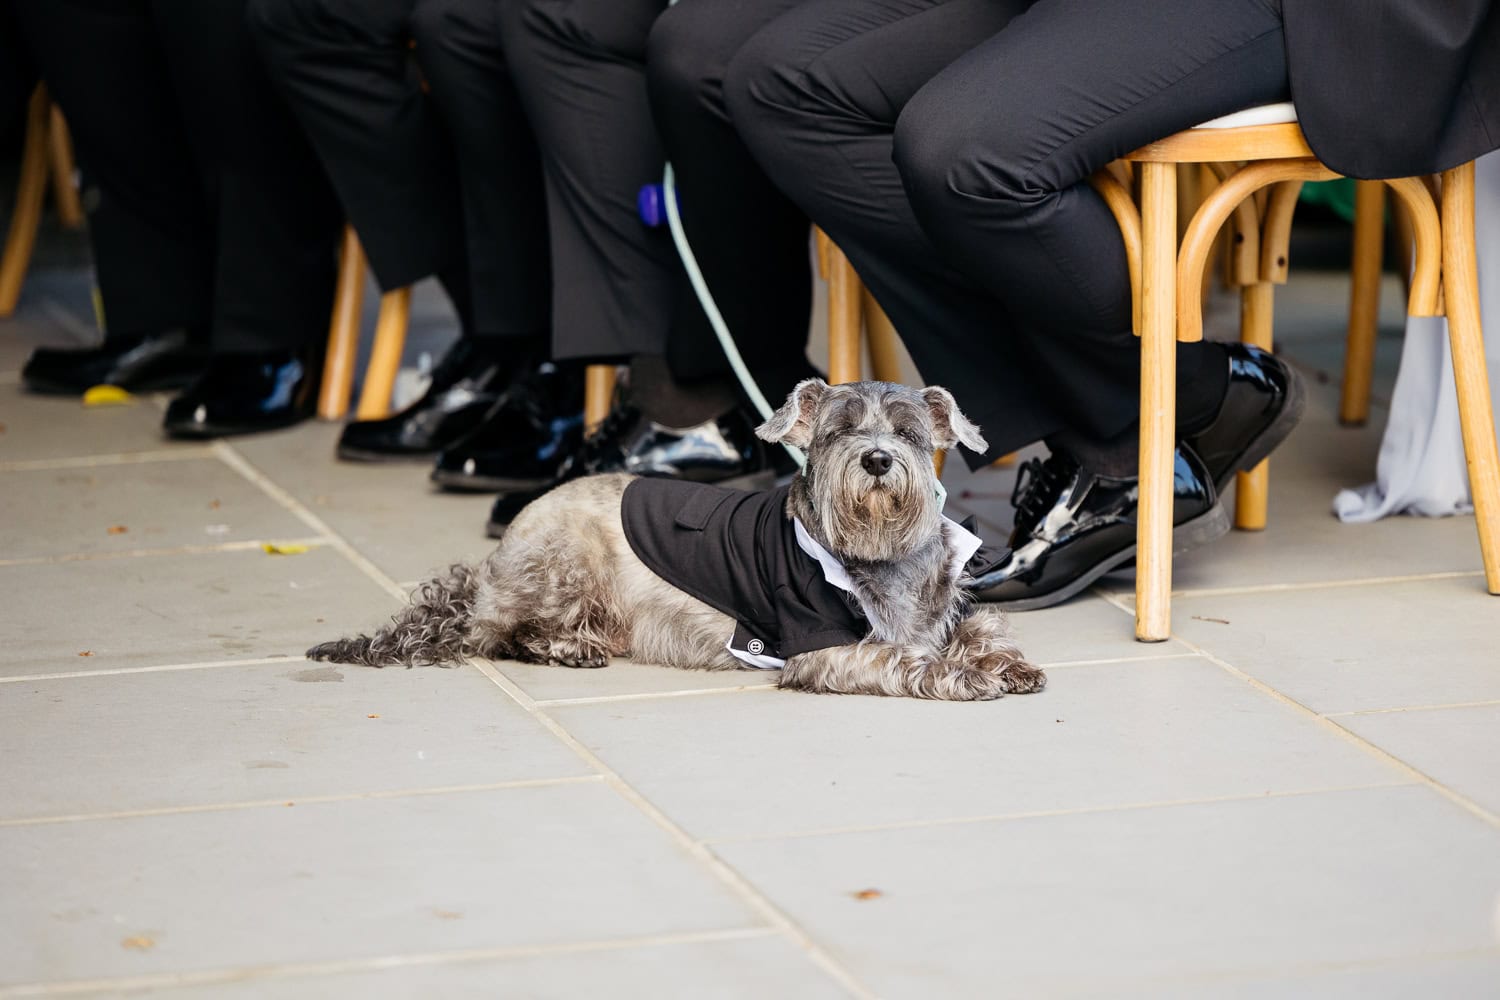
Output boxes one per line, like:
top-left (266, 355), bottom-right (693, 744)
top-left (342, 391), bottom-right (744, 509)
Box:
top-left (0, 537), bottom-right (327, 568)
top-left (0, 927), bottom-right (778, 998)
top-left (212, 438), bottom-right (876, 998)
top-left (1090, 587), bottom-right (1500, 829)
top-left (209, 441), bottom-right (409, 603)
top-left (1164, 569), bottom-right (1486, 599)
top-left (0, 655), bottom-right (300, 684)
top-left (0, 776), bottom-right (604, 829)
top-left (466, 659), bottom-right (876, 1000)
top-left (701, 780), bottom-right (1418, 846)
top-left (1092, 568), bottom-right (1487, 604)
top-left (1325, 698), bottom-right (1500, 718)
top-left (0, 448), bottom-right (216, 472)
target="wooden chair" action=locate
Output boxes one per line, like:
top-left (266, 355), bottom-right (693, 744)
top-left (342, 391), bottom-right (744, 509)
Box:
top-left (1092, 103), bottom-right (1500, 640)
top-left (1, 84), bottom-right (85, 318)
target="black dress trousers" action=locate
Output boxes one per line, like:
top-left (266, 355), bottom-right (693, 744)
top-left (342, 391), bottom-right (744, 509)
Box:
top-left (645, 0), bottom-right (818, 406)
top-left (248, 0), bottom-right (551, 340)
top-left (13, 0), bottom-right (341, 352)
top-left (727, 0), bottom-right (1290, 462)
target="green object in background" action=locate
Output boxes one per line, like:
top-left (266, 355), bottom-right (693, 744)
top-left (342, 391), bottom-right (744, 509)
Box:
top-left (1299, 178), bottom-right (1358, 223)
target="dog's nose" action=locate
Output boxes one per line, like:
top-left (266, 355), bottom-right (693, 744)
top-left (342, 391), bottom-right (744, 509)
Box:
top-left (861, 448), bottom-right (894, 477)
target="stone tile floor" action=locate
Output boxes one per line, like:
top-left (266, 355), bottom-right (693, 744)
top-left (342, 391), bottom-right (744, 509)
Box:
top-left (2, 264), bottom-right (1499, 998)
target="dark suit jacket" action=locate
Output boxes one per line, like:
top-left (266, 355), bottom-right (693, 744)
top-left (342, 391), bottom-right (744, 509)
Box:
top-left (1285, 0), bottom-right (1499, 177)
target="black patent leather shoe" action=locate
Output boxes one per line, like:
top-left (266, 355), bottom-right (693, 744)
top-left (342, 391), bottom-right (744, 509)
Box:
top-left (966, 445), bottom-right (1229, 610)
top-left (336, 340), bottom-right (520, 462)
top-left (430, 361), bottom-right (586, 492)
top-left (1187, 344), bottom-right (1306, 491)
top-left (22, 331), bottom-right (207, 395)
top-left (162, 350), bottom-right (318, 439)
top-left (484, 406), bottom-right (775, 537)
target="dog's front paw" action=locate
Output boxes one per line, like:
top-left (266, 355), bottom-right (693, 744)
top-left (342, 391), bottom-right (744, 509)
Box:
top-left (923, 666), bottom-right (1009, 701)
top-left (997, 660), bottom-right (1047, 694)
top-left (555, 653), bottom-right (609, 669)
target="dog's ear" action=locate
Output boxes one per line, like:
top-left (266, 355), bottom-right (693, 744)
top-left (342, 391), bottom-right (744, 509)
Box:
top-left (922, 386), bottom-right (987, 453)
top-left (757, 378), bottom-right (828, 448)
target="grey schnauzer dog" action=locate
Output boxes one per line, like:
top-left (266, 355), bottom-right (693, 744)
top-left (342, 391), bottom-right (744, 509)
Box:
top-left (309, 379), bottom-right (1046, 701)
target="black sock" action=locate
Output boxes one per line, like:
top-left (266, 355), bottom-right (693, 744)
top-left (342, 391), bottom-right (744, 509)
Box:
top-left (628, 354), bottom-right (738, 428)
top-left (1045, 425), bottom-right (1140, 478)
top-left (1177, 342), bottom-right (1232, 436)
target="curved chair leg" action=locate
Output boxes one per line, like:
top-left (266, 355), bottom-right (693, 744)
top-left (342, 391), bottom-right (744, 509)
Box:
top-left (1439, 163), bottom-right (1500, 595)
top-left (46, 105), bottom-right (84, 230)
top-left (354, 286), bottom-right (412, 421)
top-left (1136, 161), bottom-right (1179, 642)
top-left (583, 364), bottom-right (617, 435)
top-left (1340, 180), bottom-right (1386, 425)
top-left (318, 227), bottom-right (367, 420)
top-left (825, 241), bottom-right (864, 384)
top-left (0, 86), bottom-right (52, 318)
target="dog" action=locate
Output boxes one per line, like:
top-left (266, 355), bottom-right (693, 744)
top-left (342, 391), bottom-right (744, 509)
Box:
top-left (308, 379), bottom-right (1046, 701)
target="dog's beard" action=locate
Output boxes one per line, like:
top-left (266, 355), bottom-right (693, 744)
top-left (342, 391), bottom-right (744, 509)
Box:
top-left (822, 472), bottom-right (936, 563)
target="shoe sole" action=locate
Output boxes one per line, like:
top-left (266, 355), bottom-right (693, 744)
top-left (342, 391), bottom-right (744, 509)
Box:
top-left (431, 468), bottom-right (556, 493)
top-left (164, 415), bottom-right (308, 439)
top-left (984, 501), bottom-right (1233, 612)
top-left (336, 445), bottom-right (441, 464)
top-left (23, 374), bottom-right (200, 397)
top-left (482, 468), bottom-right (778, 538)
top-left (1214, 365), bottom-right (1308, 492)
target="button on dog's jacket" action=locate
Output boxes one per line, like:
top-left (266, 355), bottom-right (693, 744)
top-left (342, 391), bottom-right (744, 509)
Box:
top-left (620, 478), bottom-right (869, 667)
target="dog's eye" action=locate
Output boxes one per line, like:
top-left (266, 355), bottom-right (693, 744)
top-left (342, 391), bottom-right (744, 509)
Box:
top-left (897, 428), bottom-right (923, 445)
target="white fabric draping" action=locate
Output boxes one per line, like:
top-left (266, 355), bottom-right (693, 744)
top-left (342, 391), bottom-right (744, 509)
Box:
top-left (1332, 150), bottom-right (1500, 521)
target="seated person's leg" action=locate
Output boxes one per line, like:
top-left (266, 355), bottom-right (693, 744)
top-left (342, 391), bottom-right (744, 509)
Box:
top-left (402, 0), bottom-right (583, 481)
top-left (478, 0), bottom-right (803, 533)
top-left (726, 0), bottom-right (1065, 461)
top-left (142, 0), bottom-right (343, 438)
top-left (646, 0), bottom-right (819, 410)
top-left (249, 0), bottom-right (531, 459)
top-left (893, 0), bottom-right (1302, 607)
top-left (14, 0), bottom-right (212, 395)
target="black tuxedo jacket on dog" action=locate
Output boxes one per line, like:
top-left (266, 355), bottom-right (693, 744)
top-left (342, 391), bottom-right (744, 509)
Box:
top-left (1285, 0), bottom-right (1500, 178)
top-left (620, 478), bottom-right (869, 666)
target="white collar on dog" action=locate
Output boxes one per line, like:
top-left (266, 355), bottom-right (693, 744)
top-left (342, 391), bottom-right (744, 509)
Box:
top-left (791, 516), bottom-right (984, 593)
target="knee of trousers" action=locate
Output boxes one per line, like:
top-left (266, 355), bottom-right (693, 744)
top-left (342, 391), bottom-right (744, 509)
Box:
top-left (645, 3), bottom-right (724, 118)
top-left (501, 0), bottom-right (657, 64)
top-left (892, 87), bottom-right (1045, 224)
top-left (246, 0), bottom-right (409, 57)
top-left (408, 0), bottom-right (482, 54)
top-left (722, 28), bottom-right (828, 166)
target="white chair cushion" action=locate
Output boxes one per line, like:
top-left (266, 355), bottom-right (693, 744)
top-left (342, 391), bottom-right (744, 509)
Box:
top-left (1194, 101), bottom-right (1298, 130)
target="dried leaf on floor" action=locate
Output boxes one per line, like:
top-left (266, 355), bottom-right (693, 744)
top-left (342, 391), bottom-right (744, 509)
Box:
top-left (262, 542), bottom-right (309, 555)
top-left (1191, 615), bottom-right (1231, 625)
top-left (366, 713), bottom-right (380, 719)
top-left (82, 385), bottom-right (134, 407)
top-left (120, 935), bottom-right (155, 951)
top-left (852, 889), bottom-right (883, 900)
top-left (78, 650), bottom-right (93, 657)
top-left (107, 525), bottom-right (128, 535)
top-left (208, 499), bottom-right (221, 509)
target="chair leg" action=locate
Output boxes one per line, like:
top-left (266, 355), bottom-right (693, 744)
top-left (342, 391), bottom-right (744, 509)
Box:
top-left (46, 105), bottom-right (84, 230)
top-left (825, 241), bottom-right (863, 384)
top-left (1234, 281), bottom-right (1275, 530)
top-left (1439, 162), bottom-right (1500, 595)
top-left (583, 364), bottom-right (617, 435)
top-left (318, 227), bottom-right (367, 420)
top-left (353, 286), bottom-right (412, 421)
top-left (1136, 161), bottom-right (1179, 642)
top-left (1340, 180), bottom-right (1385, 425)
top-left (0, 86), bottom-right (52, 318)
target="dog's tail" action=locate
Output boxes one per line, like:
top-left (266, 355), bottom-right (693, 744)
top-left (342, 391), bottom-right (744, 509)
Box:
top-left (307, 562), bottom-right (480, 668)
